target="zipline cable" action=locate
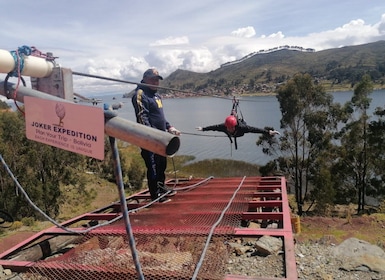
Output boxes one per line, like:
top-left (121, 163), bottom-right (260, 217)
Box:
top-left (72, 71), bottom-right (265, 103)
top-left (180, 131), bottom-right (227, 137)
top-left (72, 71), bottom-right (217, 97)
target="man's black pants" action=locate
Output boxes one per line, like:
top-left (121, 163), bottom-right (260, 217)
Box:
top-left (141, 149), bottom-right (167, 200)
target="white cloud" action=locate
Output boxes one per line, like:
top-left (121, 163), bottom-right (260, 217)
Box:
top-left (1, 2), bottom-right (385, 96)
top-left (150, 36), bottom-right (190, 46)
top-left (231, 26), bottom-right (256, 38)
top-left (267, 32), bottom-right (285, 39)
top-left (70, 12), bottom-right (385, 94)
top-left (376, 13), bottom-right (385, 34)
top-left (304, 17), bottom-right (385, 50)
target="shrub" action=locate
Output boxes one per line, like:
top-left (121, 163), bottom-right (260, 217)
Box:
top-left (10, 221), bottom-right (23, 230)
top-left (21, 217), bottom-right (35, 227)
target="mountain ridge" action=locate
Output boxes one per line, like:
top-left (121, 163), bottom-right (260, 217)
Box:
top-left (161, 40), bottom-right (385, 96)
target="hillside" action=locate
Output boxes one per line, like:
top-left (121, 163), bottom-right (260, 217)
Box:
top-left (161, 40), bottom-right (385, 96)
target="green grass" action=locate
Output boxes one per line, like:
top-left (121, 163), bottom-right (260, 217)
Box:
top-left (167, 156), bottom-right (261, 178)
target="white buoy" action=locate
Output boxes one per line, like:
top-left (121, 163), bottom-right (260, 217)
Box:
top-left (0, 49), bottom-right (54, 78)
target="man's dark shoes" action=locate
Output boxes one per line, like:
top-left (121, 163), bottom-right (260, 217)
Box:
top-left (158, 183), bottom-right (177, 197)
top-left (158, 197), bottom-right (171, 203)
top-left (165, 189), bottom-right (177, 197)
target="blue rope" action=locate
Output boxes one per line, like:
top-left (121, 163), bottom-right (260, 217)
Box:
top-left (9, 45), bottom-right (32, 77)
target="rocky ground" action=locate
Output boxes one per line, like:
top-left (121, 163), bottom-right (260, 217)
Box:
top-left (225, 215), bottom-right (385, 280)
top-left (295, 241), bottom-right (383, 280)
top-left (226, 240), bottom-right (383, 280)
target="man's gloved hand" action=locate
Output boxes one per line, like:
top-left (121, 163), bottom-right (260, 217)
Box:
top-left (195, 126), bottom-right (203, 131)
top-left (269, 130), bottom-right (280, 136)
top-left (168, 126), bottom-right (181, 135)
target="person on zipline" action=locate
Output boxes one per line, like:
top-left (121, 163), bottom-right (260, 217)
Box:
top-left (196, 114), bottom-right (280, 150)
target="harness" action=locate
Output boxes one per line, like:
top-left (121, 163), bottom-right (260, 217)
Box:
top-left (230, 97), bottom-right (244, 122)
top-left (229, 97), bottom-right (245, 150)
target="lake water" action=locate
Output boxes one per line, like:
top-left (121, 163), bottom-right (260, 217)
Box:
top-left (95, 90), bottom-right (385, 165)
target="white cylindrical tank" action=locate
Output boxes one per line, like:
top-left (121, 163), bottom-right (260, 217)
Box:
top-left (0, 49), bottom-right (54, 78)
top-left (0, 49), bottom-right (15, 73)
top-left (22, 55), bottom-right (54, 78)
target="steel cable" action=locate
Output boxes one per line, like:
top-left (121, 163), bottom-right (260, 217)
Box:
top-left (72, 71), bottom-right (264, 103)
top-left (191, 176), bottom-right (246, 280)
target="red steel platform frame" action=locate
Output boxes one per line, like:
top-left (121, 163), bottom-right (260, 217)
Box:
top-left (0, 176), bottom-right (297, 280)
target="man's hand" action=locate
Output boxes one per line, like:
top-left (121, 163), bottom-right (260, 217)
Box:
top-left (269, 130), bottom-right (280, 136)
top-left (168, 126), bottom-right (181, 135)
top-left (195, 127), bottom-right (203, 131)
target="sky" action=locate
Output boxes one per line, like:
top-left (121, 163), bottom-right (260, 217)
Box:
top-left (1, 0), bottom-right (385, 95)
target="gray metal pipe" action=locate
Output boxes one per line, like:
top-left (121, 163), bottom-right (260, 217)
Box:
top-left (0, 81), bottom-right (180, 157)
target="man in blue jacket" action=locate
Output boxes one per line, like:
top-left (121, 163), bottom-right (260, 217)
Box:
top-left (132, 68), bottom-right (180, 202)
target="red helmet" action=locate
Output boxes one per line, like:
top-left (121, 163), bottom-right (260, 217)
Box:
top-left (225, 115), bottom-right (237, 129)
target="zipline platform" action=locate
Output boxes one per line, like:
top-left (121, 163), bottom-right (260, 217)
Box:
top-left (0, 176), bottom-right (297, 280)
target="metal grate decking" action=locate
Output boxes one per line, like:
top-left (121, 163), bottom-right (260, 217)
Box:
top-left (0, 176), bottom-right (297, 280)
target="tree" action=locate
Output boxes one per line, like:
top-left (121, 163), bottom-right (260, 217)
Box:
top-left (126, 156), bottom-right (145, 190)
top-left (334, 75), bottom-right (374, 214)
top-left (258, 73), bottom-right (337, 215)
top-left (309, 166), bottom-right (335, 215)
top-left (368, 107), bottom-right (385, 201)
top-left (0, 110), bottom-right (86, 219)
top-left (0, 100), bottom-right (10, 110)
top-left (86, 137), bottom-right (134, 188)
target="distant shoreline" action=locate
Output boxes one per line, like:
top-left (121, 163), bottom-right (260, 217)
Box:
top-left (162, 84), bottom-right (385, 99)
top-left (216, 84), bottom-right (385, 96)
top-left (106, 83), bottom-right (385, 100)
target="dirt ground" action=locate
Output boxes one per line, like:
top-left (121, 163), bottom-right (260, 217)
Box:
top-left (295, 214), bottom-right (385, 246)
top-left (0, 231), bottom-right (37, 253)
